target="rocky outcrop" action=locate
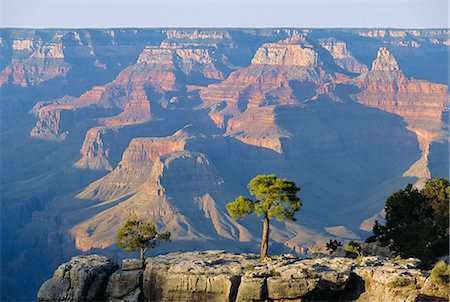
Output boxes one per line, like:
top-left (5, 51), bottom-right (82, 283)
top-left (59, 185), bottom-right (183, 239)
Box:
top-left (251, 43), bottom-right (318, 67)
top-left (0, 38), bottom-right (71, 87)
top-left (37, 255), bottom-right (118, 301)
top-left (352, 47), bottom-right (449, 186)
top-left (320, 39), bottom-right (368, 73)
top-left (38, 251), bottom-right (449, 302)
top-left (199, 35), bottom-right (324, 152)
top-left (66, 128), bottom-right (251, 252)
top-left (30, 36), bottom-right (225, 140)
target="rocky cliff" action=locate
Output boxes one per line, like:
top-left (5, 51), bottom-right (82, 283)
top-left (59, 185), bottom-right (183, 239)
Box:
top-left (0, 37), bottom-right (71, 87)
top-left (38, 251), bottom-right (449, 302)
top-left (351, 47), bottom-right (448, 187)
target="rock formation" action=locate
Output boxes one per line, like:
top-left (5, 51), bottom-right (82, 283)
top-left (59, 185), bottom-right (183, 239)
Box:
top-left (352, 47), bottom-right (449, 187)
top-left (66, 128), bottom-right (252, 252)
top-left (37, 255), bottom-right (118, 301)
top-left (199, 35), bottom-right (326, 152)
top-left (38, 251), bottom-right (449, 302)
top-left (320, 39), bottom-right (368, 73)
top-left (0, 38), bottom-right (71, 87)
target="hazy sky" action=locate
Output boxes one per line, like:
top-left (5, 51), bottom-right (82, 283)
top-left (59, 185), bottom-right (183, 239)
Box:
top-left (1, 0), bottom-right (448, 29)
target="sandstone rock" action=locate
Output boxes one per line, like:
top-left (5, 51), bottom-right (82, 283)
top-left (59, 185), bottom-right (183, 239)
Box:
top-left (267, 277), bottom-right (319, 299)
top-left (106, 270), bottom-right (143, 299)
top-left (122, 259), bottom-right (144, 271)
top-left (320, 39), bottom-right (368, 73)
top-left (37, 254), bottom-right (118, 301)
top-left (39, 252), bottom-right (450, 302)
top-left (252, 43), bottom-right (318, 67)
top-left (352, 47), bottom-right (448, 187)
top-left (235, 276), bottom-right (266, 302)
top-left (371, 47), bottom-right (400, 71)
top-left (0, 39), bottom-right (70, 87)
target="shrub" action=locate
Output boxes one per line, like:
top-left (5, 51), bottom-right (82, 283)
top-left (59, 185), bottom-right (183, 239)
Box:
top-left (326, 239), bottom-right (342, 255)
top-left (345, 241), bottom-right (362, 258)
top-left (387, 277), bottom-right (408, 288)
top-left (430, 260), bottom-right (450, 285)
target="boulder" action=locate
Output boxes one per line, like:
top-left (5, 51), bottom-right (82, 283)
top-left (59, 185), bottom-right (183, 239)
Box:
top-left (122, 259), bottom-right (144, 271)
top-left (235, 276), bottom-right (266, 302)
top-left (38, 254), bottom-right (118, 302)
top-left (267, 277), bottom-right (319, 299)
top-left (106, 270), bottom-right (143, 300)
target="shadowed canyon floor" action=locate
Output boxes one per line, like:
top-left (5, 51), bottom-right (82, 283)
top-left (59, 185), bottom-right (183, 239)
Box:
top-left (0, 28), bottom-right (448, 300)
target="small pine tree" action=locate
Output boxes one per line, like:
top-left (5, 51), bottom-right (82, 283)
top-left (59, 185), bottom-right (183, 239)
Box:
top-left (117, 217), bottom-right (170, 260)
top-left (226, 174), bottom-right (301, 260)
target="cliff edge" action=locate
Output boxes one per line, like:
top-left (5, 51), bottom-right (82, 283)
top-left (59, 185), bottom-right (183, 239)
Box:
top-left (38, 251), bottom-right (448, 302)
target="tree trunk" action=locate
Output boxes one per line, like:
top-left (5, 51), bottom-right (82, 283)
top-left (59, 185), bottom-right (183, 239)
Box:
top-left (140, 248), bottom-right (146, 261)
top-left (260, 213), bottom-right (270, 260)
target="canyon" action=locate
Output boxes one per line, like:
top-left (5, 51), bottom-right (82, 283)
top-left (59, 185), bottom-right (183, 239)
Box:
top-left (0, 28), bottom-right (448, 300)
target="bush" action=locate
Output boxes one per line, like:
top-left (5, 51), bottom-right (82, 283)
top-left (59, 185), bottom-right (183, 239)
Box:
top-left (344, 241), bottom-right (362, 258)
top-left (430, 260), bottom-right (450, 285)
top-left (387, 277), bottom-right (408, 288)
top-left (370, 178), bottom-right (449, 267)
top-left (326, 239), bottom-right (342, 255)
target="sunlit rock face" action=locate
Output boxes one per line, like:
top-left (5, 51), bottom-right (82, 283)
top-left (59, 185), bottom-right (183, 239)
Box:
top-left (38, 252), bottom-right (449, 302)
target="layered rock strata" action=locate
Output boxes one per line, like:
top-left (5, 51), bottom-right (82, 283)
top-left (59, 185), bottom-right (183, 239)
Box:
top-left (0, 38), bottom-right (71, 87)
top-left (352, 47), bottom-right (449, 186)
top-left (38, 251), bottom-right (449, 302)
top-left (320, 39), bottom-right (368, 74)
top-left (199, 35), bottom-right (326, 152)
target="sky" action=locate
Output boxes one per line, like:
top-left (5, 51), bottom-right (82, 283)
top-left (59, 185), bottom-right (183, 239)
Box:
top-left (0, 0), bottom-right (448, 29)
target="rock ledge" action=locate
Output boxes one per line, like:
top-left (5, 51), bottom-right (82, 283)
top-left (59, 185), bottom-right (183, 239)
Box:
top-left (38, 251), bottom-right (448, 302)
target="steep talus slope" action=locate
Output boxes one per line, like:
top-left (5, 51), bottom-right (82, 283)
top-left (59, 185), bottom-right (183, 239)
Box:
top-left (48, 129), bottom-right (252, 252)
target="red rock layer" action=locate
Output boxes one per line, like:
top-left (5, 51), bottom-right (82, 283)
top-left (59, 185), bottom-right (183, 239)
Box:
top-left (30, 41), bottom-right (224, 140)
top-left (121, 129), bottom-right (188, 167)
top-left (0, 40), bottom-right (70, 87)
top-left (199, 36), bottom-right (325, 152)
top-left (352, 47), bottom-right (448, 185)
top-left (354, 48), bottom-right (448, 135)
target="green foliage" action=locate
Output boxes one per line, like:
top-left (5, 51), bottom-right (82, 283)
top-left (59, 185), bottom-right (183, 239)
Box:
top-left (226, 174), bottom-right (301, 259)
top-left (387, 277), bottom-right (409, 288)
top-left (326, 239), bottom-right (342, 255)
top-left (430, 260), bottom-right (450, 285)
top-left (117, 217), bottom-right (170, 260)
top-left (394, 255), bottom-right (402, 261)
top-left (226, 196), bottom-right (254, 219)
top-left (344, 241), bottom-right (362, 258)
top-left (226, 175), bottom-right (301, 221)
top-left (371, 178), bottom-right (449, 267)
